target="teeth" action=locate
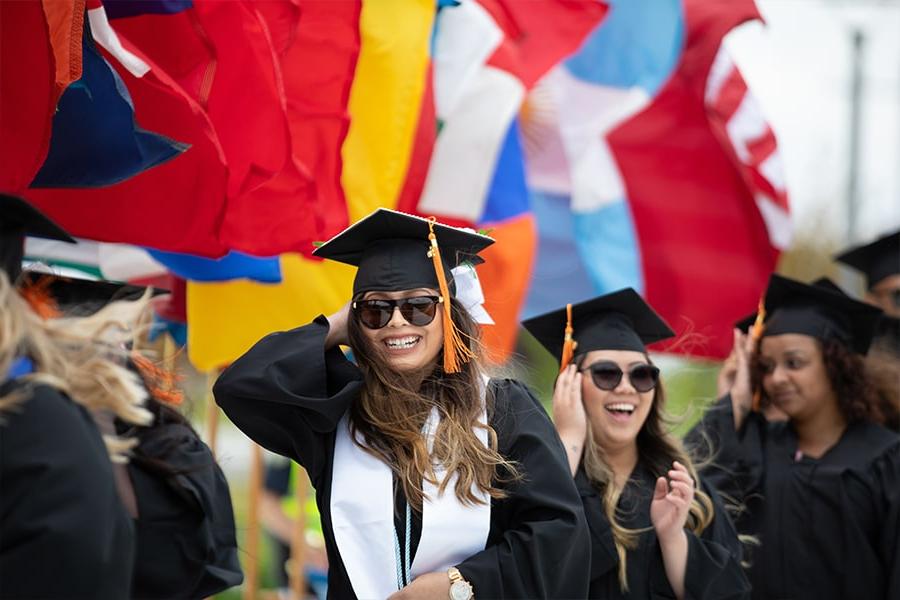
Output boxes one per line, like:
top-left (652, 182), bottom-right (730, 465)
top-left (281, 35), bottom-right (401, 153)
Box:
top-left (606, 403), bottom-right (635, 413)
top-left (385, 336), bottom-right (420, 349)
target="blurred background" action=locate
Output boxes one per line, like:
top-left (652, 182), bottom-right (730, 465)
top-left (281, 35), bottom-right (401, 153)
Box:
top-left (4, 0), bottom-right (899, 597)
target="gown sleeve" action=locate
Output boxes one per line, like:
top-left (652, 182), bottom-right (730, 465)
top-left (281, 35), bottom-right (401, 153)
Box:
top-left (213, 316), bottom-right (362, 484)
top-left (688, 395), bottom-right (766, 508)
top-left (128, 421), bottom-right (243, 599)
top-left (454, 379), bottom-right (592, 599)
top-left (0, 384), bottom-right (135, 599)
top-left (647, 479), bottom-right (751, 600)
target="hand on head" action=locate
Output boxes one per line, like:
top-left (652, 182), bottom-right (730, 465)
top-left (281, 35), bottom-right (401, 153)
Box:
top-left (325, 300), bottom-right (352, 348)
top-left (553, 364), bottom-right (587, 475)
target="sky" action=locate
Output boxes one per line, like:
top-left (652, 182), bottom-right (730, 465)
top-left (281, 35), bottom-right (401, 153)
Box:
top-left (726, 0), bottom-right (900, 246)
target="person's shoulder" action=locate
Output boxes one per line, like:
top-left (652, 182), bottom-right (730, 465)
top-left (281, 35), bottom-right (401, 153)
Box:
top-left (2, 381), bottom-right (92, 436)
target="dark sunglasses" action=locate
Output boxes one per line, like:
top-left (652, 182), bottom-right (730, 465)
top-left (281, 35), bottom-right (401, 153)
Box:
top-left (579, 361), bottom-right (660, 393)
top-left (352, 296), bottom-right (442, 329)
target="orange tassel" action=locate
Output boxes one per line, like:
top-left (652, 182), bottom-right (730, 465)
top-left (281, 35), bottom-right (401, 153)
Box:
top-left (131, 352), bottom-right (184, 405)
top-left (559, 303), bottom-right (577, 373)
top-left (750, 296), bottom-right (766, 412)
top-left (19, 277), bottom-right (61, 320)
top-left (427, 217), bottom-right (476, 373)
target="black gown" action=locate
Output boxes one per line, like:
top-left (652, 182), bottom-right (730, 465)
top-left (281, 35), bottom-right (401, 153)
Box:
top-left (214, 316), bottom-right (592, 599)
top-left (578, 463), bottom-right (750, 599)
top-left (0, 381), bottom-right (134, 599)
top-left (124, 418), bottom-right (243, 599)
top-left (690, 396), bottom-right (900, 600)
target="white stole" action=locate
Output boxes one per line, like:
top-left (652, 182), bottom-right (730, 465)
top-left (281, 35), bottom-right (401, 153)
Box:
top-left (330, 383), bottom-right (491, 600)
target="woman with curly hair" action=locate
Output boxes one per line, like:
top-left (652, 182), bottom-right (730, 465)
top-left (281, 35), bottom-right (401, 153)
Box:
top-left (522, 289), bottom-right (749, 599)
top-left (694, 274), bottom-right (900, 600)
top-left (214, 209), bottom-right (590, 599)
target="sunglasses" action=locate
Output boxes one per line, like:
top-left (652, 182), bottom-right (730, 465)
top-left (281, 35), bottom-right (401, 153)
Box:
top-left (352, 296), bottom-right (442, 329)
top-left (579, 361), bottom-right (660, 393)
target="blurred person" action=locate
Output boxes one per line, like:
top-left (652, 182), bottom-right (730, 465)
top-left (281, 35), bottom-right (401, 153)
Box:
top-left (23, 271), bottom-right (244, 599)
top-left (523, 289), bottom-right (749, 600)
top-left (215, 209), bottom-right (591, 599)
top-left (0, 195), bottom-right (150, 599)
top-left (260, 457), bottom-right (328, 599)
top-left (692, 274), bottom-right (899, 600)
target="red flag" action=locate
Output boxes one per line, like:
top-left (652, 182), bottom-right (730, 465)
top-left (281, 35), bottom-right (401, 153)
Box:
top-left (28, 25), bottom-right (231, 257)
top-left (0, 0), bottom-right (84, 193)
top-left (608, 0), bottom-right (788, 359)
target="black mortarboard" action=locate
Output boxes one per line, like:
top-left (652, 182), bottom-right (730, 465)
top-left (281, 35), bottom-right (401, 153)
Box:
top-left (835, 230), bottom-right (900, 290)
top-left (756, 274), bottom-right (882, 354)
top-left (522, 288), bottom-right (676, 369)
top-left (1, 194), bottom-right (75, 282)
top-left (20, 271), bottom-right (168, 316)
top-left (734, 277), bottom-right (846, 333)
top-left (312, 208), bottom-right (494, 296)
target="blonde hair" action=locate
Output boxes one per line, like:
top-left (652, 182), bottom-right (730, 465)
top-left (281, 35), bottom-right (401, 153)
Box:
top-left (0, 273), bottom-right (152, 461)
top-left (579, 356), bottom-right (714, 592)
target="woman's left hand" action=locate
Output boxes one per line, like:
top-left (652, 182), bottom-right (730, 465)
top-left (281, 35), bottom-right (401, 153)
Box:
top-left (387, 571), bottom-right (450, 600)
top-left (650, 461), bottom-right (694, 544)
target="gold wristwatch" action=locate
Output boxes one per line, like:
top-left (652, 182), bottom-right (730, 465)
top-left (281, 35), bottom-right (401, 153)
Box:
top-left (447, 567), bottom-right (474, 600)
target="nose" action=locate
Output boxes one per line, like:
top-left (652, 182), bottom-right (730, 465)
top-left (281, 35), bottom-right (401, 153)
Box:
top-left (386, 305), bottom-right (410, 327)
top-left (614, 371), bottom-right (637, 394)
top-left (770, 363), bottom-right (789, 385)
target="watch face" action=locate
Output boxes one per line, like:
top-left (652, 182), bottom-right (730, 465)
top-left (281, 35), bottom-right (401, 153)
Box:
top-left (450, 580), bottom-right (473, 600)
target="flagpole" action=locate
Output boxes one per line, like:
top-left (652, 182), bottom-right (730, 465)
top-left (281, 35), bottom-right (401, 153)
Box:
top-left (846, 27), bottom-right (865, 245)
top-left (244, 443), bottom-right (263, 600)
top-left (289, 467), bottom-right (309, 600)
top-left (204, 371), bottom-right (219, 456)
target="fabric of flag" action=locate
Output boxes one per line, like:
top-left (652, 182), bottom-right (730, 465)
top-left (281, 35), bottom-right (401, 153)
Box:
top-left (186, 0), bottom-right (434, 371)
top-left (0, 0), bottom-right (85, 193)
top-left (103, 0), bottom-right (193, 19)
top-left (147, 249), bottom-right (282, 284)
top-left (31, 25), bottom-right (186, 188)
top-left (25, 237), bottom-right (167, 282)
top-left (522, 0), bottom-right (789, 359)
top-left (26, 2), bottom-right (231, 257)
top-left (411, 0), bottom-right (607, 360)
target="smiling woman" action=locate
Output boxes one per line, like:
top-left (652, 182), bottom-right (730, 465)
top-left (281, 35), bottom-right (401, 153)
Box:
top-left (214, 208), bottom-right (591, 599)
top-left (694, 274), bottom-right (900, 600)
top-left (522, 289), bottom-right (750, 600)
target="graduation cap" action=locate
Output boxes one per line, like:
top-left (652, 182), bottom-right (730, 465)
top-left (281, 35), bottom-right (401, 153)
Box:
top-left (1, 194), bottom-right (75, 282)
top-left (835, 230), bottom-right (900, 290)
top-left (751, 274), bottom-right (882, 355)
top-left (19, 271), bottom-right (169, 317)
top-left (313, 208), bottom-right (494, 373)
top-left (735, 277), bottom-right (847, 334)
top-left (521, 288), bottom-right (676, 372)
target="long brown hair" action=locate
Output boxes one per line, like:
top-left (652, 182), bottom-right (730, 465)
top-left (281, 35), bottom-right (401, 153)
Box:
top-left (578, 353), bottom-right (714, 592)
top-left (346, 295), bottom-right (519, 511)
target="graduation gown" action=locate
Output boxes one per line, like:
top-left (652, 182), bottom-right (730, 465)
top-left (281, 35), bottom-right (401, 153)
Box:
top-left (125, 419), bottom-right (243, 599)
top-left (214, 316), bottom-right (591, 599)
top-left (0, 381), bottom-right (134, 599)
top-left (692, 396), bottom-right (900, 600)
top-left (578, 463), bottom-right (750, 599)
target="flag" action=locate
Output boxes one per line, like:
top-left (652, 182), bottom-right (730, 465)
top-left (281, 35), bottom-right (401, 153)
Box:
top-left (523, 0), bottom-right (789, 359)
top-left (147, 250), bottom-right (281, 283)
top-left (0, 0), bottom-right (85, 193)
top-left (31, 25), bottom-right (186, 188)
top-left (412, 0), bottom-right (607, 359)
top-left (26, 2), bottom-right (231, 257)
